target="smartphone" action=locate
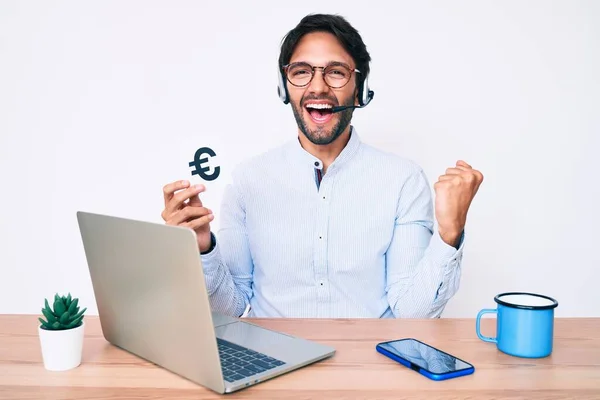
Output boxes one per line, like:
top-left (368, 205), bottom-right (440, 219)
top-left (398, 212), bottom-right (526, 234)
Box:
top-left (376, 338), bottom-right (474, 381)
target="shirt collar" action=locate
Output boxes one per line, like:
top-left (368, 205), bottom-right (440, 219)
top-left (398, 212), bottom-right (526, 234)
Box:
top-left (287, 125), bottom-right (362, 171)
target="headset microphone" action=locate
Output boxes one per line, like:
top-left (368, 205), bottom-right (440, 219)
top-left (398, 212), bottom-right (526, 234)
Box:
top-left (331, 103), bottom-right (367, 113)
top-left (330, 89), bottom-right (374, 113)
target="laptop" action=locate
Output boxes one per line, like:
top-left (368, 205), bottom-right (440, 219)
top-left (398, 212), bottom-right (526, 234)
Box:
top-left (76, 211), bottom-right (335, 394)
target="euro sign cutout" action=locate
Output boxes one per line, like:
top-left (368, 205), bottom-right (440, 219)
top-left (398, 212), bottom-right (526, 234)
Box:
top-left (189, 147), bottom-right (220, 181)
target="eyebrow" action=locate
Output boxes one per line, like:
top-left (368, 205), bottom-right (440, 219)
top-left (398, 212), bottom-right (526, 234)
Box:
top-left (326, 61), bottom-right (352, 68)
top-left (290, 60), bottom-right (353, 69)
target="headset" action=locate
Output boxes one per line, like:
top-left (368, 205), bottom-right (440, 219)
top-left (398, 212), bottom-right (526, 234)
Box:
top-left (277, 63), bottom-right (374, 112)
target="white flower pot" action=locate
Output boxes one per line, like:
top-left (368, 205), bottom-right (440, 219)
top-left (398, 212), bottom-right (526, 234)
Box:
top-left (38, 321), bottom-right (85, 371)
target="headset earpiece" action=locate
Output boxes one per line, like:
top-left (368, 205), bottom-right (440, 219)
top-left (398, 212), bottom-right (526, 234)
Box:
top-left (358, 74), bottom-right (374, 107)
top-left (277, 66), bottom-right (289, 104)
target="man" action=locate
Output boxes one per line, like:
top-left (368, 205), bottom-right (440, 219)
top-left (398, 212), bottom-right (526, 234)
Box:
top-left (161, 14), bottom-right (483, 319)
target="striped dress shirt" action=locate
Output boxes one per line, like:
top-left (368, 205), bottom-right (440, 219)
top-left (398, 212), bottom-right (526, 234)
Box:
top-left (201, 126), bottom-right (465, 318)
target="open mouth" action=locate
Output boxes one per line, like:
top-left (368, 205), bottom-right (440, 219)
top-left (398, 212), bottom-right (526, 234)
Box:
top-left (305, 102), bottom-right (334, 125)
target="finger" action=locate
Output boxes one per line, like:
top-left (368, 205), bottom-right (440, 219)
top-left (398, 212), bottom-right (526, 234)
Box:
top-left (438, 175), bottom-right (455, 181)
top-left (180, 185), bottom-right (205, 206)
top-left (166, 184), bottom-right (206, 214)
top-left (445, 167), bottom-right (464, 175)
top-left (167, 206), bottom-right (213, 225)
top-left (163, 180), bottom-right (190, 204)
top-left (474, 169), bottom-right (484, 182)
top-left (473, 170), bottom-right (484, 190)
top-left (188, 192), bottom-right (203, 207)
top-left (182, 214), bottom-right (214, 230)
top-left (455, 166), bottom-right (472, 172)
top-left (456, 160), bottom-right (472, 168)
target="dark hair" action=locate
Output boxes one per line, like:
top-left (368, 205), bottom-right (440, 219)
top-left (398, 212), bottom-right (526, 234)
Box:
top-left (278, 14), bottom-right (371, 90)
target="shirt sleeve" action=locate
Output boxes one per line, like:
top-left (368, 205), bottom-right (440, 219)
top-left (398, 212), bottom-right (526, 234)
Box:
top-left (199, 179), bottom-right (254, 317)
top-left (384, 168), bottom-right (465, 318)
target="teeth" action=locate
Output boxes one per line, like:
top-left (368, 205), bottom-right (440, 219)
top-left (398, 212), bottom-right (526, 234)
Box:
top-left (306, 103), bottom-right (332, 109)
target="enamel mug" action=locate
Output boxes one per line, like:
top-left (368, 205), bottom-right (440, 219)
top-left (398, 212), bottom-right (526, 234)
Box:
top-left (476, 292), bottom-right (559, 358)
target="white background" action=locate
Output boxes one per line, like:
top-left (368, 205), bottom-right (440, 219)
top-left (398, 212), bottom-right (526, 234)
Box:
top-left (1, 1), bottom-right (598, 317)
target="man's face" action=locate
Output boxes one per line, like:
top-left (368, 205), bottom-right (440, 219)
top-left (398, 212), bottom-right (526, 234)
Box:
top-left (286, 32), bottom-right (358, 145)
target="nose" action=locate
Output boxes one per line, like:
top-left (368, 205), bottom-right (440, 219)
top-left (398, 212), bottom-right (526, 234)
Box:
top-left (307, 67), bottom-right (329, 95)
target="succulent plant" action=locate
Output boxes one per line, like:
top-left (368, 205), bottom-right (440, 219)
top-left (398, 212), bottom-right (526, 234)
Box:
top-left (39, 293), bottom-right (87, 330)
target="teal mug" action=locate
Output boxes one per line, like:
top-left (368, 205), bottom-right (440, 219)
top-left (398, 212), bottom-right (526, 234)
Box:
top-left (476, 292), bottom-right (558, 358)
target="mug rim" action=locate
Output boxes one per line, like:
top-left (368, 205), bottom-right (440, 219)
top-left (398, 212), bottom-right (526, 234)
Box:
top-left (494, 292), bottom-right (558, 310)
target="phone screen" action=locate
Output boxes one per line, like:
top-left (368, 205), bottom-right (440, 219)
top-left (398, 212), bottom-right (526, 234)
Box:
top-left (378, 339), bottom-right (472, 374)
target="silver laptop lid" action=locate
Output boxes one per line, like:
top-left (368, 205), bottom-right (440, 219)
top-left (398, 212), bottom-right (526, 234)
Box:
top-left (76, 211), bottom-right (226, 393)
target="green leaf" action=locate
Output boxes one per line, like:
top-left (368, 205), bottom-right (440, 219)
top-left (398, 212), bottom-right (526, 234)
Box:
top-left (45, 298), bottom-right (57, 317)
top-left (65, 293), bottom-right (72, 308)
top-left (71, 307), bottom-right (86, 321)
top-left (59, 311), bottom-right (71, 325)
top-left (67, 298), bottom-right (79, 315)
top-left (51, 321), bottom-right (61, 330)
top-left (54, 299), bottom-right (66, 315)
top-left (41, 307), bottom-right (57, 323)
top-left (65, 316), bottom-right (83, 329)
top-left (39, 318), bottom-right (54, 330)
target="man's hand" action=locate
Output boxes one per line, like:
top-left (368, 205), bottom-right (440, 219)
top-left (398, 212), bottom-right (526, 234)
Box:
top-left (161, 180), bottom-right (214, 252)
top-left (434, 160), bottom-right (484, 247)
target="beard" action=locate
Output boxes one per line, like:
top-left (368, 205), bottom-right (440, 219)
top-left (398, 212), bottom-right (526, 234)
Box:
top-left (291, 93), bottom-right (354, 145)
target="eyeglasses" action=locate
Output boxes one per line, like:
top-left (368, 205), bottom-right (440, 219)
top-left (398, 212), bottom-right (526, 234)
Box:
top-left (283, 61), bottom-right (360, 89)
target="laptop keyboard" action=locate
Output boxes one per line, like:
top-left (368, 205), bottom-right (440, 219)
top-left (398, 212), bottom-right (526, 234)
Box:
top-left (217, 338), bottom-right (286, 382)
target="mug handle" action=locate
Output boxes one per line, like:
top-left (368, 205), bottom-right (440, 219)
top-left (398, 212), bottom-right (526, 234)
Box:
top-left (476, 309), bottom-right (498, 343)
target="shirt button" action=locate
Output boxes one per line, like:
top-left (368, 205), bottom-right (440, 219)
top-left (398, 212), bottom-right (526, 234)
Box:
top-left (314, 161), bottom-right (320, 167)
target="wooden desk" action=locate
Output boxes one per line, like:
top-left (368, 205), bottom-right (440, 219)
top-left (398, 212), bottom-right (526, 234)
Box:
top-left (0, 315), bottom-right (598, 399)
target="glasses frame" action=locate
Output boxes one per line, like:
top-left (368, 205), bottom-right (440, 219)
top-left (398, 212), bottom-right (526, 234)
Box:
top-left (283, 61), bottom-right (361, 89)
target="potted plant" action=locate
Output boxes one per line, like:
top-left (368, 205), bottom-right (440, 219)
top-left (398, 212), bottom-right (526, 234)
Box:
top-left (38, 293), bottom-right (87, 371)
